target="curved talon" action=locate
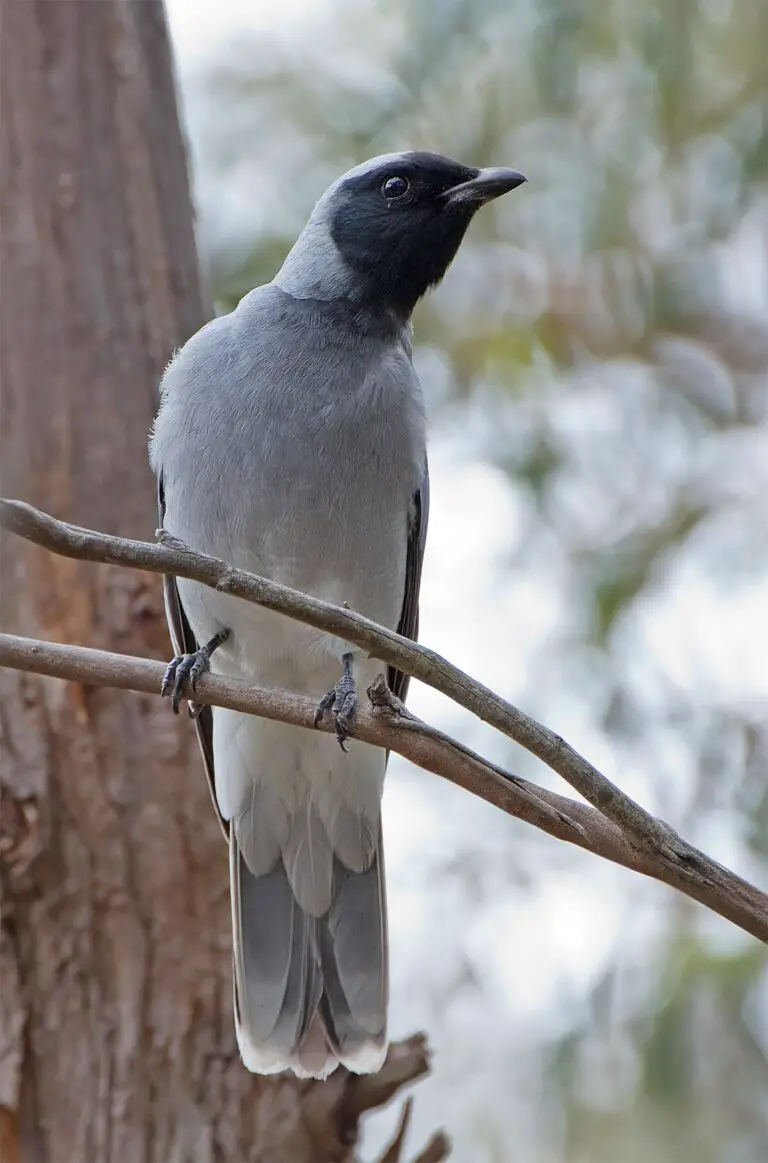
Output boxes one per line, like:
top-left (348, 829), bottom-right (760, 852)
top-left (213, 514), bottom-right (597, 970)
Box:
top-left (314, 652), bottom-right (357, 749)
top-left (161, 652), bottom-right (202, 713)
top-left (313, 689), bottom-right (336, 729)
top-left (160, 628), bottom-right (231, 714)
top-left (160, 658), bottom-right (178, 700)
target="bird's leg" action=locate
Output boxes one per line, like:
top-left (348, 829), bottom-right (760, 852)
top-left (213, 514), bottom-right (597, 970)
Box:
top-left (314, 651), bottom-right (357, 751)
top-left (161, 628), bottom-right (231, 715)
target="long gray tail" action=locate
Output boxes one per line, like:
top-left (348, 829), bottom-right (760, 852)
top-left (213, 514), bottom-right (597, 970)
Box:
top-left (229, 829), bottom-right (388, 1079)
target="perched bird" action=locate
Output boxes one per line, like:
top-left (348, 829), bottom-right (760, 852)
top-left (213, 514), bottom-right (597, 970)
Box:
top-left (149, 152), bottom-right (526, 1079)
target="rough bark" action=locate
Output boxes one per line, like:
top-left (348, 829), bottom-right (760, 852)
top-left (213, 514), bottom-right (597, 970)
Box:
top-left (0, 4), bottom-right (434, 1161)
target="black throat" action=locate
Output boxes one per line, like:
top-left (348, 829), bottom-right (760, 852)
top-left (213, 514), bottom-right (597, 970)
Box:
top-left (330, 208), bottom-right (475, 319)
top-left (328, 154), bottom-right (481, 319)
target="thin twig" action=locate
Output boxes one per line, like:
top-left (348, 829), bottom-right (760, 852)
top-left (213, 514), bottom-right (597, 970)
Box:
top-left (375, 1097), bottom-right (414, 1163)
top-left (410, 1134), bottom-right (451, 1163)
top-left (343, 1036), bottom-right (432, 1125)
top-left (0, 498), bottom-right (688, 854)
top-left (1, 631), bottom-right (767, 942)
top-left (330, 1034), bottom-right (440, 1151)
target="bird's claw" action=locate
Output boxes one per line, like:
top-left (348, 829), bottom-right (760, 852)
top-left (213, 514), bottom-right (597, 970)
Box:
top-left (161, 628), bottom-right (231, 714)
top-left (314, 653), bottom-right (357, 750)
top-left (161, 650), bottom-right (211, 713)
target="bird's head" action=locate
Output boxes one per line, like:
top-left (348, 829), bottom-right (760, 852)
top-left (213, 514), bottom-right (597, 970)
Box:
top-left (276, 151), bottom-right (526, 320)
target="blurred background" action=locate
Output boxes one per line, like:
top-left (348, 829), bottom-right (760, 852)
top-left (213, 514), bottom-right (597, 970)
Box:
top-left (166, 2), bottom-right (768, 1158)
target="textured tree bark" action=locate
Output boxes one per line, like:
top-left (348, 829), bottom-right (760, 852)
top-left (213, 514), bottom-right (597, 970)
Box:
top-left (0, 4), bottom-right (435, 1161)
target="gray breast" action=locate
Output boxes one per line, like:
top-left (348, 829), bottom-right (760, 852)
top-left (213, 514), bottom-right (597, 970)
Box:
top-left (152, 286), bottom-right (426, 623)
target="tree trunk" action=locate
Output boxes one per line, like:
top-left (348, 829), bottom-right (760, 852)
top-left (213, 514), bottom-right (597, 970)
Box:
top-left (0, 4), bottom-right (434, 1161)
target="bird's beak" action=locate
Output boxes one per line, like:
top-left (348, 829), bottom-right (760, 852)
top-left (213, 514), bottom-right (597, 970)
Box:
top-left (440, 167), bottom-right (527, 206)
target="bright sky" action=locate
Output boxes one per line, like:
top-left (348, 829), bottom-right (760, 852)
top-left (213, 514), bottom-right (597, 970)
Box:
top-left (167, 0), bottom-right (320, 64)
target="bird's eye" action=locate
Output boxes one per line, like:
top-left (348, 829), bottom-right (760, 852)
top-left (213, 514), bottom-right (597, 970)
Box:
top-left (382, 175), bottom-right (411, 201)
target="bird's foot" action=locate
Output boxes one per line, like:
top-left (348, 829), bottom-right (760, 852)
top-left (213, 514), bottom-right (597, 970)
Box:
top-left (161, 628), bottom-right (231, 714)
top-left (314, 652), bottom-right (357, 751)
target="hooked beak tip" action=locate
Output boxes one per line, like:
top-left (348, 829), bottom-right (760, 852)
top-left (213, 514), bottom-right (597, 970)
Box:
top-left (442, 167), bottom-right (527, 205)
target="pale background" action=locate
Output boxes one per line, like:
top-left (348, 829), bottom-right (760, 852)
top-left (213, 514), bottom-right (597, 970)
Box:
top-left (165, 2), bottom-right (768, 1158)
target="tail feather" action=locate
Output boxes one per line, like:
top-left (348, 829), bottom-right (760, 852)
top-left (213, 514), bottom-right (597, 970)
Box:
top-left (281, 800), bottom-right (335, 917)
top-left (230, 828), bottom-right (388, 1079)
top-left (230, 845), bottom-right (303, 1049)
top-left (320, 854), bottom-right (388, 1043)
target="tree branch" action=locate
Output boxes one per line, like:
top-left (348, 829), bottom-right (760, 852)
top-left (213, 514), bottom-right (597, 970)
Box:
top-left (2, 631), bottom-right (767, 942)
top-left (331, 1034), bottom-right (448, 1161)
top-left (372, 1094), bottom-right (451, 1163)
top-left (0, 499), bottom-right (673, 847)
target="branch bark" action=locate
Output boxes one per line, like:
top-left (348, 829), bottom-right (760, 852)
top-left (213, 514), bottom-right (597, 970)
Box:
top-left (2, 629), bottom-right (767, 943)
top-left (0, 499), bottom-right (700, 850)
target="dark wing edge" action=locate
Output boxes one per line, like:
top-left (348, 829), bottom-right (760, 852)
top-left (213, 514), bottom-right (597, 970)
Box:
top-left (158, 476), bottom-right (228, 839)
top-left (388, 461), bottom-right (430, 705)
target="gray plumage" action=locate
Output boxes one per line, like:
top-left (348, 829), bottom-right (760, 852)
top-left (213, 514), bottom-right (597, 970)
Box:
top-left (150, 152), bottom-right (525, 1078)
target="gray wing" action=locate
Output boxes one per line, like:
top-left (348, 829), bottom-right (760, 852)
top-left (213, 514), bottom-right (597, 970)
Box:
top-left (387, 462), bottom-right (429, 704)
top-left (158, 475), bottom-right (228, 839)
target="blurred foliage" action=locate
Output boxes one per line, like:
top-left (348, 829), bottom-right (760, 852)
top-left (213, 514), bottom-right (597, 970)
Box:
top-left (175, 0), bottom-right (768, 1158)
top-left (552, 927), bottom-right (768, 1162)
